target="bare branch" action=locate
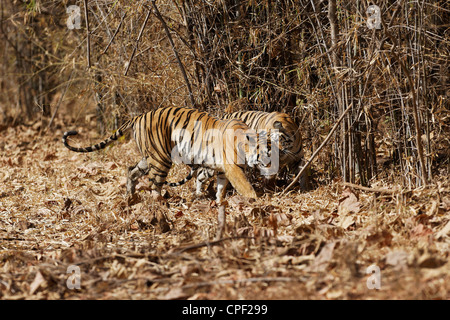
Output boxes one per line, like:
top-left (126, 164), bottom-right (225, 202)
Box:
top-left (281, 103), bottom-right (354, 195)
top-left (83, 0), bottom-right (91, 68)
top-left (102, 11), bottom-right (127, 56)
top-left (150, 0), bottom-right (195, 107)
top-left (124, 8), bottom-right (151, 76)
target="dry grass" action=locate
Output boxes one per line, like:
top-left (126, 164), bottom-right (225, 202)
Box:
top-left (0, 117), bottom-right (449, 300)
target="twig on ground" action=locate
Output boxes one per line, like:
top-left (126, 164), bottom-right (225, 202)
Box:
top-left (167, 235), bottom-right (255, 256)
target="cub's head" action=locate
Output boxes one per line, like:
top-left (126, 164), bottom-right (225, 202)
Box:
top-left (267, 114), bottom-right (302, 165)
top-left (256, 114), bottom-right (303, 178)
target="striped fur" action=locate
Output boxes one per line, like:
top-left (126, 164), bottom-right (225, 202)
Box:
top-left (174, 110), bottom-right (303, 197)
top-left (223, 111), bottom-right (303, 175)
top-left (63, 107), bottom-right (260, 202)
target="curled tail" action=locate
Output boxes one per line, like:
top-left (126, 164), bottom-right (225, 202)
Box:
top-left (62, 120), bottom-right (132, 153)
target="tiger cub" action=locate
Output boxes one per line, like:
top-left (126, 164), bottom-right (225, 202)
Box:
top-left (62, 107), bottom-right (265, 202)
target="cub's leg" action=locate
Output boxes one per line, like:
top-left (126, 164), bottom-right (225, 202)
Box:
top-left (290, 158), bottom-right (309, 190)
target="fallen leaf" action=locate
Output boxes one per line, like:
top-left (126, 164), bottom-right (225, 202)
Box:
top-left (175, 210), bottom-right (184, 218)
top-left (43, 152), bottom-right (57, 161)
top-left (338, 187), bottom-right (360, 214)
top-left (418, 254), bottom-right (447, 269)
top-left (17, 220), bottom-right (35, 231)
top-left (190, 202), bottom-right (211, 215)
top-left (435, 220), bottom-right (450, 240)
top-left (228, 195), bottom-right (247, 211)
top-left (29, 271), bottom-right (46, 295)
top-left (76, 162), bottom-right (101, 176)
top-left (160, 287), bottom-right (190, 300)
top-left (306, 242), bottom-right (336, 272)
top-left (32, 120), bottom-right (42, 131)
top-left (326, 289), bottom-right (343, 299)
top-left (105, 161), bottom-right (117, 170)
top-left (337, 215), bottom-right (355, 230)
top-left (385, 250), bottom-right (408, 270)
top-left (426, 200), bottom-right (438, 216)
top-left (180, 264), bottom-right (201, 277)
top-left (366, 230), bottom-right (393, 247)
top-left (410, 224), bottom-right (433, 240)
top-left (271, 211), bottom-right (292, 227)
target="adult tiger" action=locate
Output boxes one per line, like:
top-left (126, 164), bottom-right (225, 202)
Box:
top-left (190, 110), bottom-right (303, 196)
top-left (62, 106), bottom-right (265, 202)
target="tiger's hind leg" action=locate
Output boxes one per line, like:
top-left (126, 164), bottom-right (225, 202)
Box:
top-left (127, 157), bottom-right (171, 199)
top-left (126, 157), bottom-right (149, 195)
top-left (147, 166), bottom-right (171, 199)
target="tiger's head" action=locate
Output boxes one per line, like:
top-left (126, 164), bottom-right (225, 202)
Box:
top-left (260, 113), bottom-right (303, 177)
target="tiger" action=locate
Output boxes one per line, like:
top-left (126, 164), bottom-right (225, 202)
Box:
top-left (62, 106), bottom-right (266, 203)
top-left (189, 110), bottom-right (303, 195)
top-left (223, 111), bottom-right (303, 176)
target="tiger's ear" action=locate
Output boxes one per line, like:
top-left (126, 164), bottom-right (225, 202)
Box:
top-left (273, 121), bottom-right (283, 130)
top-left (273, 120), bottom-right (289, 135)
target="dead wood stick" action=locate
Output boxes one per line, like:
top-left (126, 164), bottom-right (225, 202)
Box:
top-left (341, 182), bottom-right (399, 194)
top-left (83, 0), bottom-right (90, 68)
top-left (180, 276), bottom-right (308, 291)
top-left (102, 11), bottom-right (127, 55)
top-left (124, 8), bottom-right (151, 76)
top-left (281, 103), bottom-right (354, 195)
top-left (47, 71), bottom-right (74, 130)
top-left (150, 1), bottom-right (195, 107)
top-left (167, 236), bottom-right (255, 255)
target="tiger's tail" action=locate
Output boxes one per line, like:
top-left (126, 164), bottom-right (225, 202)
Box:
top-left (150, 167), bottom-right (197, 187)
top-left (62, 119), bottom-right (134, 153)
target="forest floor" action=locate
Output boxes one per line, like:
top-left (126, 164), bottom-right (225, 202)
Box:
top-left (0, 116), bottom-right (449, 300)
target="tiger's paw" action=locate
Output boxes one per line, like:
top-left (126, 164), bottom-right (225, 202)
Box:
top-left (126, 193), bottom-right (142, 206)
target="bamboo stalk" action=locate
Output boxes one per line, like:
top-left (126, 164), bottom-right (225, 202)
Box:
top-left (381, 20), bottom-right (428, 186)
top-left (83, 0), bottom-right (90, 68)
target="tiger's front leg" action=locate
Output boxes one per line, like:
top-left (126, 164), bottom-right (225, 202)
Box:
top-left (216, 173), bottom-right (229, 204)
top-left (126, 157), bottom-right (149, 195)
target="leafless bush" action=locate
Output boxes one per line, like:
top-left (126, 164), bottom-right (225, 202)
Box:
top-left (0, 0), bottom-right (448, 187)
